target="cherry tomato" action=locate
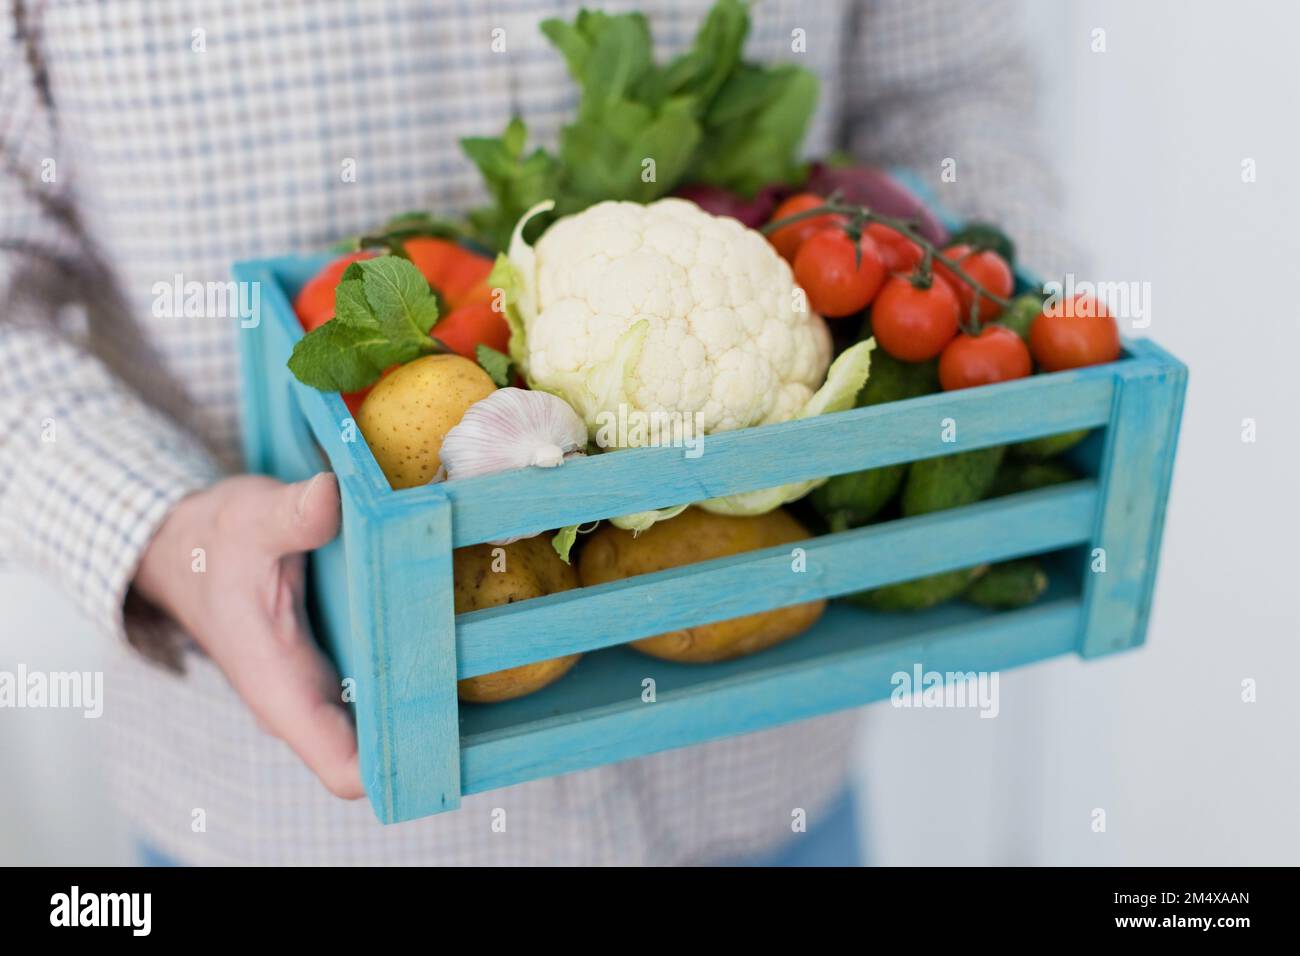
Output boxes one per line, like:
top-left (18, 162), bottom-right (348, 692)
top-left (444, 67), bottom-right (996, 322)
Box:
top-left (865, 222), bottom-right (923, 273)
top-left (767, 193), bottom-right (844, 262)
top-left (343, 388), bottom-right (370, 416)
top-left (870, 275), bottom-right (961, 362)
top-left (293, 252), bottom-right (373, 331)
top-left (1029, 294), bottom-right (1121, 371)
top-left (404, 237), bottom-right (494, 305)
top-left (431, 301), bottom-right (510, 358)
top-left (939, 325), bottom-right (1033, 391)
top-left (793, 229), bottom-right (887, 318)
top-left (343, 364), bottom-right (402, 416)
top-left (934, 244), bottom-right (1014, 321)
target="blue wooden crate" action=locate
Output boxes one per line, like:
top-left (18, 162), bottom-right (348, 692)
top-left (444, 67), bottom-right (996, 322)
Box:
top-left (234, 199), bottom-right (1186, 825)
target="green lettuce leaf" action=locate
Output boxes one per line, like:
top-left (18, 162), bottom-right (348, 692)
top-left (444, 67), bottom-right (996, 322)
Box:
top-left (459, 0), bottom-right (816, 249)
top-left (552, 524), bottom-right (580, 563)
top-left (689, 64), bottom-right (818, 196)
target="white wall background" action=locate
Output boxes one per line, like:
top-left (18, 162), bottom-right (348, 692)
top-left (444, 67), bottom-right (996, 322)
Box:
top-left (861, 0), bottom-right (1300, 865)
top-left (3, 0), bottom-right (1297, 865)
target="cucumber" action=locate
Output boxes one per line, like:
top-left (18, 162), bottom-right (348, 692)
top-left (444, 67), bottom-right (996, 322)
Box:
top-left (988, 459), bottom-right (1077, 498)
top-left (1011, 429), bottom-right (1090, 461)
top-left (847, 565), bottom-right (987, 612)
top-left (948, 222), bottom-right (1016, 266)
top-left (812, 463), bottom-right (906, 530)
top-left (901, 445), bottom-right (1005, 516)
top-left (856, 349), bottom-right (939, 406)
top-left (815, 350), bottom-right (938, 530)
top-left (963, 559), bottom-right (1048, 609)
top-left (996, 292), bottom-right (1045, 342)
top-left (848, 447), bottom-right (1001, 610)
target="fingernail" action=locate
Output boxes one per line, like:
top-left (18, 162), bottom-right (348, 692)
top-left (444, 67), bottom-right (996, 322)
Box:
top-left (296, 473), bottom-right (324, 520)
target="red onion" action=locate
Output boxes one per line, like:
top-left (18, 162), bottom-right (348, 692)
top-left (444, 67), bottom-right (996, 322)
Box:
top-left (804, 163), bottom-right (949, 245)
top-left (671, 182), bottom-right (795, 229)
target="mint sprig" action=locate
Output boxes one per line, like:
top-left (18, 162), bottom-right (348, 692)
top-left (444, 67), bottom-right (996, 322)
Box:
top-left (474, 343), bottom-right (512, 387)
top-left (288, 256), bottom-right (443, 392)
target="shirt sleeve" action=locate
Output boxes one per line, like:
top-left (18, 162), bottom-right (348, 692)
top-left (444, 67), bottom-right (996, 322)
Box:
top-left (846, 0), bottom-right (1080, 278)
top-left (0, 20), bottom-right (223, 644)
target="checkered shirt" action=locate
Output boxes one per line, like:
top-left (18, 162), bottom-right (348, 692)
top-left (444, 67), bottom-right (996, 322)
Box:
top-left (0, 0), bottom-right (1070, 864)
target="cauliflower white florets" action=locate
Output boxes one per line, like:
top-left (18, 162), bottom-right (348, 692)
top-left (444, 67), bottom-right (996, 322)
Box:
top-left (516, 199), bottom-right (833, 435)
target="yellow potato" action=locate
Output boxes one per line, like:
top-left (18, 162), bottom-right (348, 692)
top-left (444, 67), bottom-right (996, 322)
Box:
top-left (357, 354), bottom-right (496, 489)
top-left (454, 535), bottom-right (582, 703)
top-left (578, 507), bottom-right (825, 663)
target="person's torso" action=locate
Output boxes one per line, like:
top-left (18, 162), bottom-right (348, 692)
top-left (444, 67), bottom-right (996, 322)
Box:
top-left (37, 0), bottom-right (855, 466)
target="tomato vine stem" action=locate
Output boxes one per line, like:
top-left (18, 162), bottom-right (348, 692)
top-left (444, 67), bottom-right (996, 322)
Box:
top-left (761, 201), bottom-right (1013, 334)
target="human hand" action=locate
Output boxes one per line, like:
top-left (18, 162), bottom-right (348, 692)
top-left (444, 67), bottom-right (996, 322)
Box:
top-left (134, 472), bottom-right (364, 799)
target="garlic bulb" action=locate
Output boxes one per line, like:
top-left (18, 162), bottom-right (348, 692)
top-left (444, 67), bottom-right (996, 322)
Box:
top-left (439, 388), bottom-right (587, 482)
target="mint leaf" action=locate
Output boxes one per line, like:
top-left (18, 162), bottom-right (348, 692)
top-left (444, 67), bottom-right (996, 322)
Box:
top-left (353, 256), bottom-right (440, 342)
top-left (475, 343), bottom-right (512, 387)
top-left (288, 255), bottom-right (441, 392)
top-left (288, 321), bottom-right (394, 392)
top-left (333, 268), bottom-right (376, 327)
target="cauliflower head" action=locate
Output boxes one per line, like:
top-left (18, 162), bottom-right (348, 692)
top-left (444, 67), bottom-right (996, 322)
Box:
top-left (508, 198), bottom-right (833, 436)
top-left (499, 198), bottom-right (875, 530)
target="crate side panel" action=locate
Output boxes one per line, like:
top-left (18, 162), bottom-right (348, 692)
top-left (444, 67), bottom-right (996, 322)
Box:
top-left (457, 481), bottom-right (1097, 676)
top-left (234, 263), bottom-right (322, 481)
top-left (357, 484), bottom-right (462, 823)
top-left (339, 479), bottom-right (389, 822)
top-left (306, 534), bottom-right (353, 683)
top-left (459, 597), bottom-right (1079, 794)
top-left (1078, 351), bottom-right (1188, 657)
top-left (255, 257), bottom-right (391, 492)
top-left (431, 369), bottom-right (1116, 548)
top-left (462, 552), bottom-right (1083, 735)
top-left (233, 262), bottom-right (275, 475)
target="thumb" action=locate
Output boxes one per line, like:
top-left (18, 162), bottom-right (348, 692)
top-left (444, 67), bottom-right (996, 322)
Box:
top-left (265, 472), bottom-right (341, 555)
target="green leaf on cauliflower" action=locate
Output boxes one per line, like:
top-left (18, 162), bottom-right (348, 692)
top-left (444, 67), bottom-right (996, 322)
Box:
top-left (698, 338), bottom-right (877, 517)
top-left (609, 503), bottom-right (690, 534)
top-left (487, 250), bottom-right (532, 376)
top-left (566, 320), bottom-right (649, 432)
top-left (551, 524), bottom-right (580, 564)
top-left (609, 340), bottom-right (877, 532)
